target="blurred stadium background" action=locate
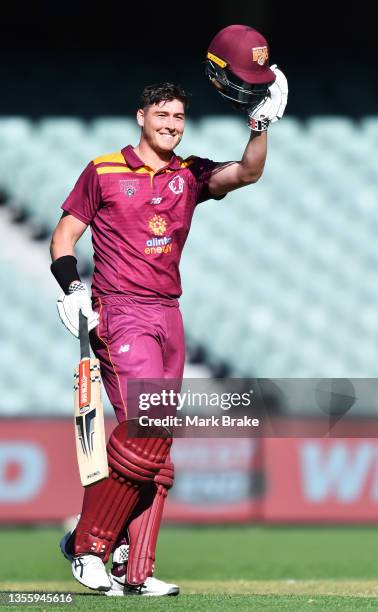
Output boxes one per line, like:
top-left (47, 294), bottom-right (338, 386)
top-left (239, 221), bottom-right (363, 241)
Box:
top-left (1, 1), bottom-right (378, 606)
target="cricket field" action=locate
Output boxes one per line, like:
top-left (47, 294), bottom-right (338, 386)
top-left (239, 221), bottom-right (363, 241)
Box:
top-left (1, 525), bottom-right (378, 610)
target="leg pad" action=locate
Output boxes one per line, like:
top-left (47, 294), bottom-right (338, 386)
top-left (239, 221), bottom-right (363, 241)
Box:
top-left (72, 423), bottom-right (171, 562)
top-left (126, 458), bottom-right (174, 585)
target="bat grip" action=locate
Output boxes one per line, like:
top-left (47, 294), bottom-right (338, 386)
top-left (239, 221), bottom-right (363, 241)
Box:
top-left (79, 310), bottom-right (91, 360)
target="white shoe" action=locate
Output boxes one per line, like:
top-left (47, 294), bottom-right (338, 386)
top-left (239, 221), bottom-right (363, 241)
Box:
top-left (106, 572), bottom-right (179, 596)
top-left (72, 555), bottom-right (111, 591)
top-left (60, 514), bottom-right (110, 591)
top-left (60, 514), bottom-right (80, 562)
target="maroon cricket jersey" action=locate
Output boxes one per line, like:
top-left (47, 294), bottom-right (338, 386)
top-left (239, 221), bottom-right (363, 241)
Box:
top-left (61, 145), bottom-right (224, 299)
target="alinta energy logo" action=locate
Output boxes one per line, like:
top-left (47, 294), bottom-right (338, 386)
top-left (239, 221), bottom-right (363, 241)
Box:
top-left (149, 214), bottom-right (167, 236)
top-left (145, 214), bottom-right (172, 255)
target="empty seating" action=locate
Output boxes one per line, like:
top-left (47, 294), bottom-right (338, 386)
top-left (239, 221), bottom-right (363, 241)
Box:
top-left (1, 114), bottom-right (378, 416)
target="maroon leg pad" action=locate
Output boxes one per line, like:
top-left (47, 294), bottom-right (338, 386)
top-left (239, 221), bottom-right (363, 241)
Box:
top-left (126, 457), bottom-right (174, 585)
top-left (72, 422), bottom-right (171, 562)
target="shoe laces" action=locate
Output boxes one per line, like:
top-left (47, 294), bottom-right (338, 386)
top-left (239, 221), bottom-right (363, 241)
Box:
top-left (125, 583), bottom-right (147, 594)
top-left (76, 554), bottom-right (103, 568)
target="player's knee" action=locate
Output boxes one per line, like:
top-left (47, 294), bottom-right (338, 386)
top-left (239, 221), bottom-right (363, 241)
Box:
top-left (107, 421), bottom-right (172, 483)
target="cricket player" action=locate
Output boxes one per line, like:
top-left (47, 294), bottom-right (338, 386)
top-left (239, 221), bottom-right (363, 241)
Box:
top-left (50, 25), bottom-right (288, 597)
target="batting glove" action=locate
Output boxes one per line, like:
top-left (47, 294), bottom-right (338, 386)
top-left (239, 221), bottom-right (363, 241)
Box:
top-left (247, 65), bottom-right (288, 131)
top-left (56, 282), bottom-right (99, 338)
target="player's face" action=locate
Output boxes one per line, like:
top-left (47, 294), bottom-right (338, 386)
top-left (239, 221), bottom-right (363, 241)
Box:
top-left (138, 99), bottom-right (185, 153)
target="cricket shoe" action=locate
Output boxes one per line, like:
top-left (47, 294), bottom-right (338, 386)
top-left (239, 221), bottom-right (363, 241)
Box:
top-left (59, 517), bottom-right (79, 563)
top-left (106, 572), bottom-right (179, 597)
top-left (60, 515), bottom-right (110, 591)
top-left (71, 555), bottom-right (111, 591)
top-left (105, 544), bottom-right (179, 597)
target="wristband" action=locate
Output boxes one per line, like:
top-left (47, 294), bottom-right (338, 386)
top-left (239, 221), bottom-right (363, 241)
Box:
top-left (248, 117), bottom-right (270, 132)
top-left (50, 255), bottom-right (81, 295)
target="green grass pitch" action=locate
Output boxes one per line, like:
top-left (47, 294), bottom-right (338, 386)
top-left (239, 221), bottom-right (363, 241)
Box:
top-left (1, 525), bottom-right (378, 610)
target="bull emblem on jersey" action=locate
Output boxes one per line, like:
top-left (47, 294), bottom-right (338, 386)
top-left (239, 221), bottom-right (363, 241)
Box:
top-left (168, 175), bottom-right (185, 194)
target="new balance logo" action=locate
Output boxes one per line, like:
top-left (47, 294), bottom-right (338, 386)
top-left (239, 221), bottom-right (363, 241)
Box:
top-left (119, 344), bottom-right (130, 353)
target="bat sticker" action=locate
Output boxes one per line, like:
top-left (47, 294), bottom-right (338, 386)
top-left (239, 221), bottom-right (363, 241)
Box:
top-left (75, 410), bottom-right (97, 457)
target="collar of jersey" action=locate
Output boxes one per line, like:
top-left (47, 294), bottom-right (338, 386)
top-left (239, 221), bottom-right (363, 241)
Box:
top-left (121, 145), bottom-right (181, 171)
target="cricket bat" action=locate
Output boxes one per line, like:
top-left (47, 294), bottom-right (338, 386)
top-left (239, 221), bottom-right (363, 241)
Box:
top-left (73, 311), bottom-right (108, 486)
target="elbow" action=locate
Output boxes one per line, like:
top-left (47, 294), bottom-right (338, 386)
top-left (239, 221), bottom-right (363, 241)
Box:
top-left (239, 161), bottom-right (265, 185)
top-left (241, 167), bottom-right (264, 185)
top-left (247, 169), bottom-right (263, 184)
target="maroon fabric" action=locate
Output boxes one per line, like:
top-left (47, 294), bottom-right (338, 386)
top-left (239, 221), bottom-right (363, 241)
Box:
top-left (73, 467), bottom-right (140, 561)
top-left (208, 24), bottom-right (275, 84)
top-left (73, 423), bottom-right (171, 562)
top-left (61, 147), bottom-right (224, 299)
top-left (90, 295), bottom-right (185, 423)
top-left (126, 479), bottom-right (171, 584)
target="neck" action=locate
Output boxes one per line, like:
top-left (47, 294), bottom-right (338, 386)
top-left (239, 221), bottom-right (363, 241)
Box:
top-left (133, 141), bottom-right (173, 172)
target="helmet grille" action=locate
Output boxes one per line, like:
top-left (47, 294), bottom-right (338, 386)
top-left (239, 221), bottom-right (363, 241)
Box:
top-left (205, 60), bottom-right (273, 111)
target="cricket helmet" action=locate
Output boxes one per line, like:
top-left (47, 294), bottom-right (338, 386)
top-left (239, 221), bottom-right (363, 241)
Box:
top-left (205, 25), bottom-right (276, 110)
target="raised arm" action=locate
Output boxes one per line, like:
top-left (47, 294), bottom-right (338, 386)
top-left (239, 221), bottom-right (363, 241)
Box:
top-left (207, 130), bottom-right (267, 196)
top-left (206, 62), bottom-right (288, 198)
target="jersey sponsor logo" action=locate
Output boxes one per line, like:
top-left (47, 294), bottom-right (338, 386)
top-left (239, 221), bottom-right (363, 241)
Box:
top-left (146, 236), bottom-right (171, 247)
top-left (145, 215), bottom-right (172, 255)
top-left (145, 242), bottom-right (172, 255)
top-left (148, 214), bottom-right (167, 236)
top-left (252, 46), bottom-right (268, 66)
top-left (119, 179), bottom-right (139, 196)
top-left (168, 175), bottom-right (185, 194)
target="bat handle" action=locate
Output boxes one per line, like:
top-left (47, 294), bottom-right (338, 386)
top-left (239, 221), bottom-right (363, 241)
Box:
top-left (79, 310), bottom-right (90, 360)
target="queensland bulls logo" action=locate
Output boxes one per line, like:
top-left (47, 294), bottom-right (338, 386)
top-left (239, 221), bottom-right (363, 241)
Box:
top-left (252, 46), bottom-right (268, 66)
top-left (168, 175), bottom-right (185, 194)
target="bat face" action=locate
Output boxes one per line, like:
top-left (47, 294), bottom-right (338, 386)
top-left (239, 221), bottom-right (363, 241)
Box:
top-left (74, 357), bottom-right (108, 486)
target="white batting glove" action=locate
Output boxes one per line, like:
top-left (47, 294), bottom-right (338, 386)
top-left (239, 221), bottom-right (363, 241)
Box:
top-left (247, 65), bottom-right (288, 131)
top-left (56, 282), bottom-right (99, 338)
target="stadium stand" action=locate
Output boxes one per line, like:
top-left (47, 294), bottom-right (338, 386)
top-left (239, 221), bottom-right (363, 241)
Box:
top-left (1, 115), bottom-right (378, 417)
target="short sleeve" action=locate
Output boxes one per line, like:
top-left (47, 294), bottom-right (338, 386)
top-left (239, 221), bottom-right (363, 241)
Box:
top-left (61, 162), bottom-right (101, 224)
top-left (189, 157), bottom-right (227, 205)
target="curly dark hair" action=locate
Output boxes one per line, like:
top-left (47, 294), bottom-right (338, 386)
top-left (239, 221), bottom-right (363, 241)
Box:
top-left (140, 82), bottom-right (190, 110)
